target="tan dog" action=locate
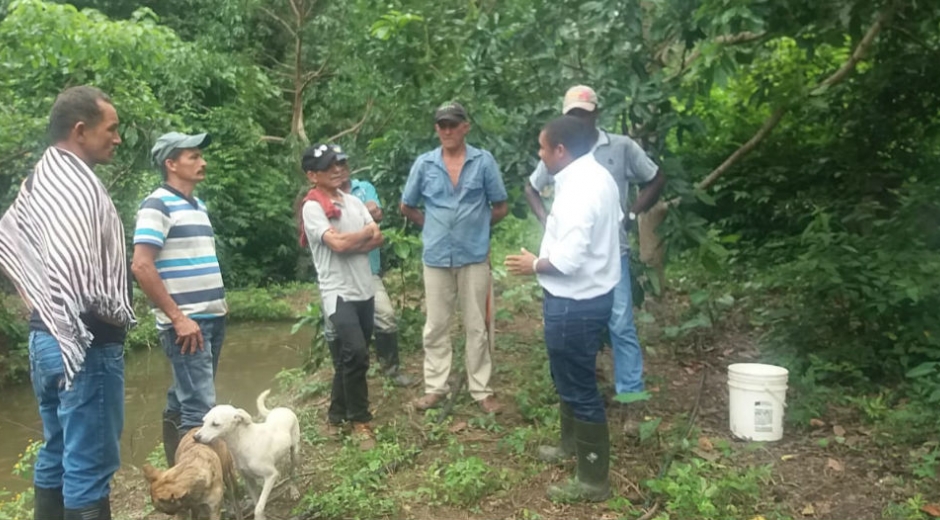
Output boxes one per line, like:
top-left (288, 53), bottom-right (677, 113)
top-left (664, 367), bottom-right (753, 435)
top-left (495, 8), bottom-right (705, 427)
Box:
top-left (143, 427), bottom-right (242, 520)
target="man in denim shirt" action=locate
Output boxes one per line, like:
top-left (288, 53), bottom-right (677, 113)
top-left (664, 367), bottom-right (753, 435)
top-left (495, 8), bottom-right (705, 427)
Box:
top-left (401, 102), bottom-right (508, 414)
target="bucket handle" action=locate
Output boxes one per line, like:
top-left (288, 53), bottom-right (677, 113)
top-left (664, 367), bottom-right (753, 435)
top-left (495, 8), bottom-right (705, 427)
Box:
top-left (762, 385), bottom-right (787, 409)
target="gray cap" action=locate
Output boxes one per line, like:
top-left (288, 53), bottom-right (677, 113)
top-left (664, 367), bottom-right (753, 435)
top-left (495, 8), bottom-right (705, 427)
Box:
top-left (151, 132), bottom-right (211, 167)
top-left (434, 101), bottom-right (468, 124)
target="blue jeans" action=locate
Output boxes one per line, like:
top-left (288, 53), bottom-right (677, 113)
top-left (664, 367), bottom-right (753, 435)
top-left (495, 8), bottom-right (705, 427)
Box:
top-left (611, 254), bottom-right (645, 394)
top-left (29, 331), bottom-right (124, 509)
top-left (544, 290), bottom-right (614, 424)
top-left (159, 317), bottom-right (226, 431)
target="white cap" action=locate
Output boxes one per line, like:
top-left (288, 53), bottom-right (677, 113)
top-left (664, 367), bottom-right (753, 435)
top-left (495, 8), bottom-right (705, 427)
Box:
top-left (562, 85), bottom-right (598, 114)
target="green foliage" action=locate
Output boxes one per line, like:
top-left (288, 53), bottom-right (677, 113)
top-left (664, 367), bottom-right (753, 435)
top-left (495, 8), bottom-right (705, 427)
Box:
top-left (145, 442), bottom-right (167, 471)
top-left (291, 300), bottom-right (330, 373)
top-left (0, 439), bottom-right (40, 519)
top-left (298, 435), bottom-right (414, 519)
top-left (882, 495), bottom-right (931, 520)
top-left (224, 287), bottom-right (296, 321)
top-left (0, 299), bottom-right (27, 383)
top-left (646, 459), bottom-right (776, 520)
top-left (513, 359), bottom-right (558, 426)
top-left (908, 446), bottom-right (940, 481)
top-left (419, 444), bottom-right (507, 507)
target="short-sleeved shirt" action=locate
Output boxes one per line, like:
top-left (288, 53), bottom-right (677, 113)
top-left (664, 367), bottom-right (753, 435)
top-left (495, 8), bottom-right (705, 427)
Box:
top-left (401, 144), bottom-right (508, 268)
top-left (133, 185), bottom-right (227, 328)
top-left (530, 129), bottom-right (658, 255)
top-left (303, 192), bottom-right (375, 318)
top-left (349, 179), bottom-right (381, 276)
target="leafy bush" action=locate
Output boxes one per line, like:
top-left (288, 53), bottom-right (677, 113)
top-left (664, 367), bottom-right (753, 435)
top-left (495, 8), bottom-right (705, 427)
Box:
top-left (646, 459), bottom-right (775, 520)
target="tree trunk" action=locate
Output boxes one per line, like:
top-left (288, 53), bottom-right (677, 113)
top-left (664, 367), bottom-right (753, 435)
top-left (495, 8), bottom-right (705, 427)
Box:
top-left (639, 200), bottom-right (668, 291)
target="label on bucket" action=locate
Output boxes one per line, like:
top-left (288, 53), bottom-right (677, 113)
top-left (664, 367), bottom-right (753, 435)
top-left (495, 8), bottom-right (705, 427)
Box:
top-left (754, 400), bottom-right (773, 433)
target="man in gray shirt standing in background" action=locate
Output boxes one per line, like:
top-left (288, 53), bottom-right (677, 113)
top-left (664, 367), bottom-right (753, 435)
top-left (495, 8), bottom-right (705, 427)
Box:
top-left (525, 85), bottom-right (666, 409)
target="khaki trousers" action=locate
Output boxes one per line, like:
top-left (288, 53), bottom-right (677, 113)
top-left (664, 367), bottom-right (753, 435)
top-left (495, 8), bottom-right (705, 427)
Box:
top-left (422, 262), bottom-right (493, 400)
top-left (373, 275), bottom-right (397, 334)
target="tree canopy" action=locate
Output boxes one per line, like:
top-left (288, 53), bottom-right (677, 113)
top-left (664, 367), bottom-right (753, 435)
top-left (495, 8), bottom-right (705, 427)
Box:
top-left (1, 0), bottom-right (939, 387)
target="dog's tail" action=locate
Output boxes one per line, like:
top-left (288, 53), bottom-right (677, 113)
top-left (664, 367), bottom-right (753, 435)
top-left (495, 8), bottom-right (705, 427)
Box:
top-left (256, 389), bottom-right (272, 418)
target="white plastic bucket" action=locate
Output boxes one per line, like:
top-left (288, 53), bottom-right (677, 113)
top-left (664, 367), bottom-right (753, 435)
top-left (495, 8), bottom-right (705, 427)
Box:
top-left (727, 363), bottom-right (789, 441)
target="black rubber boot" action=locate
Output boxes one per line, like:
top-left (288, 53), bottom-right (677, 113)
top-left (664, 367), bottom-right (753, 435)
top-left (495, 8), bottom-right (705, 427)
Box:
top-left (63, 497), bottom-right (111, 520)
top-left (33, 486), bottom-right (64, 520)
top-left (547, 418), bottom-right (611, 502)
top-left (162, 410), bottom-right (182, 467)
top-left (374, 332), bottom-right (415, 387)
top-left (538, 402), bottom-right (576, 463)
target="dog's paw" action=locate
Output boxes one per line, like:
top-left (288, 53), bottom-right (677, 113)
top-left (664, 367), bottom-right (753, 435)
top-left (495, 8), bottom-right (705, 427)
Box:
top-left (289, 484), bottom-right (301, 501)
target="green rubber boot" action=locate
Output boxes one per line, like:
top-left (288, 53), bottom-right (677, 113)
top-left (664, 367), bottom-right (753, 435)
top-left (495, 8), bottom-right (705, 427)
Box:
top-left (547, 418), bottom-right (611, 503)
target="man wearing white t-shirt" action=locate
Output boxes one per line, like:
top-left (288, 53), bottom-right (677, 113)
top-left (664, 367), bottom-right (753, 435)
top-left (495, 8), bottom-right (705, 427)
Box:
top-left (507, 115), bottom-right (621, 502)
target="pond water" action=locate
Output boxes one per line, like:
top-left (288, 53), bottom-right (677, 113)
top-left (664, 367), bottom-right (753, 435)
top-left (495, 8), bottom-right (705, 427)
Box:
top-left (0, 321), bottom-right (309, 493)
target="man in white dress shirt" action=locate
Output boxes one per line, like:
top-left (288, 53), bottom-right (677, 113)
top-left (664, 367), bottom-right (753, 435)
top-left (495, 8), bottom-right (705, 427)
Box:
top-left (506, 115), bottom-right (621, 502)
top-left (525, 85), bottom-right (665, 403)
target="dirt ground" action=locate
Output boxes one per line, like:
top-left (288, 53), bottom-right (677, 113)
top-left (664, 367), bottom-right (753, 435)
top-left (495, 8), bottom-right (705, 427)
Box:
top-left (110, 292), bottom-right (923, 520)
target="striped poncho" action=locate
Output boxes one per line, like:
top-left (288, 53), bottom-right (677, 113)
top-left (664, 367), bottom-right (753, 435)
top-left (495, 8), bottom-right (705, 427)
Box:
top-left (0, 147), bottom-right (136, 388)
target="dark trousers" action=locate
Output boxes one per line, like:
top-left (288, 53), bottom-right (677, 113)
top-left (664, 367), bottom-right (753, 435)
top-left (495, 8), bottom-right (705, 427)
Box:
top-left (543, 289), bottom-right (614, 424)
top-left (328, 297), bottom-right (374, 424)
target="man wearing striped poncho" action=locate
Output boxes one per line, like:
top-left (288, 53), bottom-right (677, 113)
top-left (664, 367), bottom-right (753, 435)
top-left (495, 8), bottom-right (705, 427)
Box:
top-left (0, 86), bottom-right (134, 520)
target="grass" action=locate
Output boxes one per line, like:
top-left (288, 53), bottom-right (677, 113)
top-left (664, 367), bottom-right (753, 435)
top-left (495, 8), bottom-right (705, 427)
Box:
top-left (7, 221), bottom-right (940, 518)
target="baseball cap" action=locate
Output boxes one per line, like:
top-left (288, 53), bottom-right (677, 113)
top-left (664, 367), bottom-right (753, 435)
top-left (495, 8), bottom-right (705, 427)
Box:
top-left (302, 143), bottom-right (348, 173)
top-left (562, 85), bottom-right (598, 114)
top-left (434, 101), bottom-right (468, 124)
top-left (151, 132), bottom-right (211, 167)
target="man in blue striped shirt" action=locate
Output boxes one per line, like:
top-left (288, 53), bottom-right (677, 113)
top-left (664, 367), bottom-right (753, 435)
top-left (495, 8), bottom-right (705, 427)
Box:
top-left (131, 132), bottom-right (228, 466)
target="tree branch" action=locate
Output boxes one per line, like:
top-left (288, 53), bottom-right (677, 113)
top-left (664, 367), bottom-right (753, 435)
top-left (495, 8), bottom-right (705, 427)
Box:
top-left (665, 32), bottom-right (766, 84)
top-left (697, 107), bottom-right (786, 191)
top-left (812, 8), bottom-right (893, 94)
top-left (886, 23), bottom-right (940, 55)
top-left (325, 99), bottom-right (375, 143)
top-left (259, 135), bottom-right (287, 144)
top-left (300, 59), bottom-right (330, 91)
top-left (288, 0), bottom-right (301, 21)
top-left (695, 8), bottom-right (892, 192)
top-left (259, 6), bottom-right (296, 38)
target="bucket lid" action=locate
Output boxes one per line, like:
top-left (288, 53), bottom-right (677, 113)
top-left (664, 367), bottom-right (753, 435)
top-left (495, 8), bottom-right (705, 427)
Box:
top-left (728, 363), bottom-right (789, 378)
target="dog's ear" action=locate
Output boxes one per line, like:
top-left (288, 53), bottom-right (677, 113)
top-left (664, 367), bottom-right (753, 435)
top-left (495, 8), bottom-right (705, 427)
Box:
top-left (142, 464), bottom-right (162, 483)
top-left (235, 408), bottom-right (252, 424)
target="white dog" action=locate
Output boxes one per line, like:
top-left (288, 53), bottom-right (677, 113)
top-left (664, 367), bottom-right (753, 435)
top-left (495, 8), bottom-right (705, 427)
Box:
top-left (196, 389), bottom-right (301, 520)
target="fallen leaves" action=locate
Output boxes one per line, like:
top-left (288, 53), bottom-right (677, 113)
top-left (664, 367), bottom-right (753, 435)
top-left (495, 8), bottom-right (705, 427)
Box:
top-left (780, 454), bottom-right (798, 461)
top-left (448, 420), bottom-right (468, 434)
top-left (921, 504), bottom-right (940, 517)
top-left (833, 425), bottom-right (846, 437)
top-left (826, 457), bottom-right (844, 472)
top-left (810, 418), bottom-right (826, 428)
top-left (800, 501), bottom-right (832, 517)
top-left (697, 436), bottom-right (714, 451)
